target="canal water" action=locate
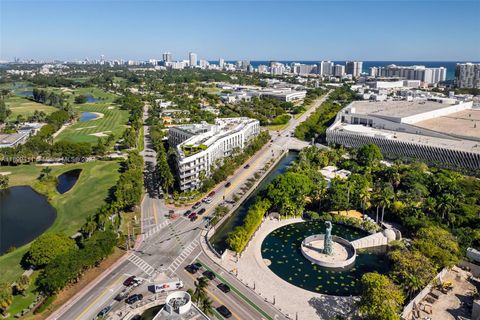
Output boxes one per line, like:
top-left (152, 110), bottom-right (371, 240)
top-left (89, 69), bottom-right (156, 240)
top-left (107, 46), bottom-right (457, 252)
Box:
top-left (210, 151), bottom-right (299, 253)
top-left (56, 169), bottom-right (82, 194)
top-left (0, 186), bottom-right (56, 254)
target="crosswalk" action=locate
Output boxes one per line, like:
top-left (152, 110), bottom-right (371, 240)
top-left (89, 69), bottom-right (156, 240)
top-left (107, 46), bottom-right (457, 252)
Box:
top-left (166, 239), bottom-right (200, 276)
top-left (127, 254), bottom-right (155, 276)
top-left (143, 220), bottom-right (169, 239)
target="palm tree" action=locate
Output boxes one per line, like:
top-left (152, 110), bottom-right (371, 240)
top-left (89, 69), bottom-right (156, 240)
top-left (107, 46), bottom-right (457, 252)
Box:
top-left (15, 275), bottom-right (30, 296)
top-left (379, 185), bottom-right (394, 224)
top-left (201, 297), bottom-right (214, 316)
top-left (41, 166), bottom-right (52, 179)
top-left (359, 187), bottom-right (371, 214)
top-left (81, 215), bottom-right (97, 238)
top-left (404, 273), bottom-right (423, 300)
top-left (436, 193), bottom-right (456, 221)
top-left (193, 276), bottom-right (209, 303)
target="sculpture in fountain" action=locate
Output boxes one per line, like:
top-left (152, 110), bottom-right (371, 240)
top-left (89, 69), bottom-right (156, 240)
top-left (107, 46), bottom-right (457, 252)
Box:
top-left (323, 221), bottom-right (333, 255)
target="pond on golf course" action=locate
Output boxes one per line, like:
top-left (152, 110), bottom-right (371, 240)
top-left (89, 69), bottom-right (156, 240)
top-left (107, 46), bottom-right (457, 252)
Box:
top-left (0, 186), bottom-right (57, 254)
top-left (56, 169), bottom-right (82, 194)
top-left (79, 112), bottom-right (99, 122)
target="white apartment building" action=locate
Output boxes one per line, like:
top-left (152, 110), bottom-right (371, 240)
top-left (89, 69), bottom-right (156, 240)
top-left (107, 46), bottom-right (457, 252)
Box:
top-left (189, 52), bottom-right (197, 67)
top-left (163, 52), bottom-right (172, 63)
top-left (333, 64), bottom-right (345, 77)
top-left (169, 118), bottom-right (260, 191)
top-left (369, 64), bottom-right (446, 84)
top-left (456, 63), bottom-right (480, 89)
top-left (345, 61), bottom-right (363, 78)
top-left (318, 61), bottom-right (334, 76)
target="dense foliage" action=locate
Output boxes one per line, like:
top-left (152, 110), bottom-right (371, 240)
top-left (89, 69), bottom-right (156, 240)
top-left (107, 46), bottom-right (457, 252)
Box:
top-left (26, 233), bottom-right (77, 267)
top-left (294, 85), bottom-right (356, 142)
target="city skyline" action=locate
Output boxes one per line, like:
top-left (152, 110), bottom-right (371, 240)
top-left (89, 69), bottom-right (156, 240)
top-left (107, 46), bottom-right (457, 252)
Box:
top-left (1, 0), bottom-right (479, 61)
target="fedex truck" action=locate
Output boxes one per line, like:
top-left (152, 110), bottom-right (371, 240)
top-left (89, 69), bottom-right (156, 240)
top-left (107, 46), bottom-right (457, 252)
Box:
top-left (153, 280), bottom-right (184, 293)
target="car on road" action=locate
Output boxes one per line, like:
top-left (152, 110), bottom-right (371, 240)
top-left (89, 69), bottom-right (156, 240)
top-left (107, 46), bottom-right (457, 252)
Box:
top-left (193, 262), bottom-right (202, 269)
top-left (184, 210), bottom-right (192, 217)
top-left (203, 197), bottom-right (212, 204)
top-left (192, 202), bottom-right (201, 209)
top-left (185, 264), bottom-right (199, 274)
top-left (123, 275), bottom-right (136, 286)
top-left (244, 164), bottom-right (250, 169)
top-left (114, 289), bottom-right (129, 301)
top-left (208, 191), bottom-right (216, 197)
top-left (198, 208), bottom-right (206, 215)
top-left (96, 305), bottom-right (111, 318)
top-left (225, 181), bottom-right (231, 188)
top-left (190, 214), bottom-right (198, 222)
top-left (125, 293), bottom-right (143, 305)
top-left (216, 305), bottom-right (232, 318)
top-left (203, 270), bottom-right (216, 280)
top-left (217, 283), bottom-right (231, 293)
top-left (187, 212), bottom-right (197, 219)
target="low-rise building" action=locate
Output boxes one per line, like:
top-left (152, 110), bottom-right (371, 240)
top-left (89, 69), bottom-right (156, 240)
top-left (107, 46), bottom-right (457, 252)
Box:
top-left (169, 117), bottom-right (260, 191)
top-left (0, 132), bottom-right (29, 148)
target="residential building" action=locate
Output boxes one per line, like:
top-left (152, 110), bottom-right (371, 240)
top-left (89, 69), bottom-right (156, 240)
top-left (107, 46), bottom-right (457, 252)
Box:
top-left (292, 63), bottom-right (316, 76)
top-left (326, 99), bottom-right (480, 171)
top-left (319, 61), bottom-right (334, 76)
top-left (345, 61), bottom-right (363, 78)
top-left (162, 52), bottom-right (172, 63)
top-left (455, 63), bottom-right (480, 89)
top-left (219, 58), bottom-right (225, 68)
top-left (189, 52), bottom-right (197, 67)
top-left (333, 64), bottom-right (345, 77)
top-left (369, 64), bottom-right (447, 84)
top-left (0, 132), bottom-right (29, 148)
top-left (169, 118), bottom-right (260, 191)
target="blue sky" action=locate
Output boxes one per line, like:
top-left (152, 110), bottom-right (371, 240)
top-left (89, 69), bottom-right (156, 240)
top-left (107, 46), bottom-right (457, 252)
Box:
top-left (1, 0), bottom-right (479, 61)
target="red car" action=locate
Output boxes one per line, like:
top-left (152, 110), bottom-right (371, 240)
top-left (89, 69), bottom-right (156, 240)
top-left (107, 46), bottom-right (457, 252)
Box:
top-left (208, 191), bottom-right (216, 197)
top-left (188, 212), bottom-right (197, 219)
top-left (123, 275), bottom-right (136, 286)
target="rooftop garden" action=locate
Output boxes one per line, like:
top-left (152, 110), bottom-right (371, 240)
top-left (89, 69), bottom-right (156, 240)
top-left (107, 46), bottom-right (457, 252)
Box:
top-left (181, 143), bottom-right (208, 157)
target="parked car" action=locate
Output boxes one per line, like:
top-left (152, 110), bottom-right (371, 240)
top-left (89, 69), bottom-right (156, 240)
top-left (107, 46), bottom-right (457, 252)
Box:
top-left (123, 275), bottom-right (136, 286)
top-left (225, 182), bottom-right (231, 188)
top-left (198, 208), bottom-right (206, 215)
top-left (216, 305), bottom-right (232, 318)
top-left (193, 202), bottom-right (201, 209)
top-left (125, 294), bottom-right (143, 305)
top-left (203, 270), bottom-right (216, 280)
top-left (193, 262), bottom-right (202, 269)
top-left (217, 283), bottom-right (231, 293)
top-left (132, 277), bottom-right (143, 287)
top-left (244, 164), bottom-right (250, 169)
top-left (188, 212), bottom-right (197, 219)
top-left (190, 215), bottom-right (198, 222)
top-left (96, 306), bottom-right (111, 318)
top-left (208, 191), bottom-right (216, 197)
top-left (185, 264), bottom-right (199, 274)
top-left (184, 210), bottom-right (192, 217)
top-left (202, 197), bottom-right (212, 204)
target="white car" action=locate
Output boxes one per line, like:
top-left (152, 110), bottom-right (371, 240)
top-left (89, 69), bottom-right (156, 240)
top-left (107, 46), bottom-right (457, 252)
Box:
top-left (203, 197), bottom-right (213, 204)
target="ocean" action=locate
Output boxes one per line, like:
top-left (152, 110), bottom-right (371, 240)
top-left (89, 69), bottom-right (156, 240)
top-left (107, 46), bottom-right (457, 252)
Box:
top-left (217, 61), bottom-right (479, 81)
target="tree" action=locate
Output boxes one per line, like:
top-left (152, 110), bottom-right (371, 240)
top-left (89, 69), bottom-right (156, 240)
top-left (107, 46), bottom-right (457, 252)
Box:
top-left (201, 297), bottom-right (214, 316)
top-left (389, 249), bottom-right (436, 299)
top-left (193, 276), bottom-right (209, 303)
top-left (356, 143), bottom-right (383, 168)
top-left (379, 183), bottom-right (394, 223)
top-left (0, 175), bottom-right (8, 190)
top-left (0, 283), bottom-right (12, 316)
top-left (413, 226), bottom-right (460, 269)
top-left (156, 143), bottom-right (174, 194)
top-left (41, 166), bottom-right (52, 179)
top-left (0, 99), bottom-right (11, 123)
top-left (81, 215), bottom-right (98, 238)
top-left (74, 95), bottom-right (88, 104)
top-left (26, 233), bottom-right (76, 267)
top-left (15, 275), bottom-right (30, 296)
top-left (267, 172), bottom-right (313, 217)
top-left (358, 272), bottom-right (405, 320)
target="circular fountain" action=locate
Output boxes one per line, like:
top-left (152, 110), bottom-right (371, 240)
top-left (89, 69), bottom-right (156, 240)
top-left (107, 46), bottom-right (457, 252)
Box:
top-left (300, 221), bottom-right (356, 269)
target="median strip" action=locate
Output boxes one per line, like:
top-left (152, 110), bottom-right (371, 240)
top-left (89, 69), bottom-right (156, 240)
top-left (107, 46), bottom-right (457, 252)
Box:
top-left (198, 259), bottom-right (273, 320)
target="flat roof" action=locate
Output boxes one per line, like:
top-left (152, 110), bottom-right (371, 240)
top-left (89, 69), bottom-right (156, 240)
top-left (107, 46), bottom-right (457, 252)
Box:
top-left (349, 100), bottom-right (458, 119)
top-left (0, 133), bottom-right (27, 145)
top-left (335, 124), bottom-right (480, 154)
top-left (415, 109), bottom-right (480, 140)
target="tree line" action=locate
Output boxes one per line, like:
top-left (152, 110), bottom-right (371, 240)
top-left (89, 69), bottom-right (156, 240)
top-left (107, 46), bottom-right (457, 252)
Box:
top-left (32, 89), bottom-right (66, 108)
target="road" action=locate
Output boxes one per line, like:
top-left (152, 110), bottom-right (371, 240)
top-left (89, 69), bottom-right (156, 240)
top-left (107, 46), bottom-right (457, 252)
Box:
top-left (51, 93), bottom-right (331, 320)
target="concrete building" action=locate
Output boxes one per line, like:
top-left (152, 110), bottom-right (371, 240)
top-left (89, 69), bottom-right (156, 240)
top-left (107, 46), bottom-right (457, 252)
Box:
top-left (169, 118), bottom-right (260, 191)
top-left (456, 63), bottom-right (480, 89)
top-left (369, 64), bottom-right (447, 84)
top-left (319, 61), bottom-right (334, 76)
top-left (0, 132), bottom-right (29, 148)
top-left (219, 58), bottom-right (225, 68)
top-left (333, 64), bottom-right (345, 77)
top-left (292, 63), bottom-right (316, 76)
top-left (261, 89), bottom-right (307, 102)
top-left (163, 52), bottom-right (172, 63)
top-left (326, 99), bottom-right (480, 171)
top-left (345, 61), bottom-right (363, 78)
top-left (188, 52), bottom-right (197, 67)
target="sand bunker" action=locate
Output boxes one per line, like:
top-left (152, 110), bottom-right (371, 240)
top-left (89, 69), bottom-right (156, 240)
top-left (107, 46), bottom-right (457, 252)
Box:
top-left (90, 131), bottom-right (112, 137)
top-left (75, 126), bottom-right (97, 131)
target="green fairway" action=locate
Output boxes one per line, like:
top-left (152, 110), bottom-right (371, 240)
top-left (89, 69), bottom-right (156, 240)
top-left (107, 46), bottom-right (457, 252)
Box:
top-left (55, 103), bottom-right (129, 144)
top-left (0, 161), bottom-right (121, 283)
top-left (5, 96), bottom-right (58, 120)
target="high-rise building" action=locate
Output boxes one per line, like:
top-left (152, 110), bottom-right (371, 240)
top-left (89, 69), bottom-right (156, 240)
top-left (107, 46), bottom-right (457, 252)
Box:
top-left (371, 64), bottom-right (446, 84)
top-left (292, 63), bottom-right (315, 75)
top-left (189, 52), bottom-right (197, 67)
top-left (219, 58), bottom-right (225, 68)
top-left (162, 52), bottom-right (172, 63)
top-left (199, 59), bottom-right (209, 69)
top-left (456, 63), bottom-right (480, 89)
top-left (318, 61), bottom-right (334, 76)
top-left (333, 64), bottom-right (345, 77)
top-left (345, 61), bottom-right (363, 78)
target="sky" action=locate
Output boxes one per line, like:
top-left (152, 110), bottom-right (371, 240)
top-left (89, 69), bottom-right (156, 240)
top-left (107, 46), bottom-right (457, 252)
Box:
top-left (1, 0), bottom-right (479, 62)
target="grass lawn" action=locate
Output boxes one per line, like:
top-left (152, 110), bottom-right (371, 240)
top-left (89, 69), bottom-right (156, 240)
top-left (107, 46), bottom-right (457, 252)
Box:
top-left (266, 123), bottom-right (289, 131)
top-left (0, 161), bottom-right (121, 283)
top-left (5, 96), bottom-right (58, 120)
top-left (7, 271), bottom-right (40, 319)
